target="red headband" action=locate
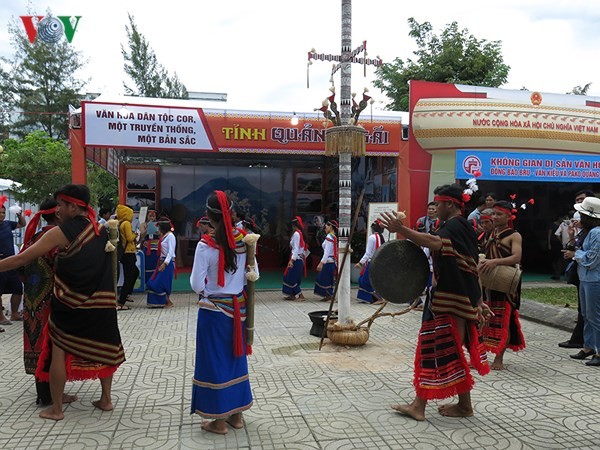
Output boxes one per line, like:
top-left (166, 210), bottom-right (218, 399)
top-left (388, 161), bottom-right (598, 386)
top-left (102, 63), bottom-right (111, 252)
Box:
top-left (57, 194), bottom-right (99, 235)
top-left (493, 206), bottom-right (516, 226)
top-left (434, 195), bottom-right (463, 207)
top-left (0, 195), bottom-right (6, 209)
top-left (493, 206), bottom-right (514, 216)
top-left (23, 207), bottom-right (57, 246)
top-left (480, 215), bottom-right (492, 221)
top-left (294, 216), bottom-right (305, 230)
top-left (328, 220), bottom-right (339, 229)
top-left (215, 191), bottom-right (236, 250)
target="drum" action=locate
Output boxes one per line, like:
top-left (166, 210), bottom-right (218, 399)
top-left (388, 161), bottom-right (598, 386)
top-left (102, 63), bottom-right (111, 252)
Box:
top-left (369, 240), bottom-right (430, 304)
top-left (478, 254), bottom-right (521, 296)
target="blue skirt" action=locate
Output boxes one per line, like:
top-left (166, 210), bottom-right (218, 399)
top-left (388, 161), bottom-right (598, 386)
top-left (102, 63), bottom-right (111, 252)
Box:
top-left (357, 262), bottom-right (377, 303)
top-left (143, 242), bottom-right (159, 283)
top-left (314, 262), bottom-right (336, 298)
top-left (146, 261), bottom-right (174, 307)
top-left (282, 259), bottom-right (304, 296)
top-left (191, 308), bottom-right (253, 418)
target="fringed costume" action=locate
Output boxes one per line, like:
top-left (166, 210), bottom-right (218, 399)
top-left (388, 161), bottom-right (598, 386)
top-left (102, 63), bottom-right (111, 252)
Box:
top-left (22, 225), bottom-right (57, 404)
top-left (357, 232), bottom-right (383, 303)
top-left (190, 226), bottom-right (255, 419)
top-left (314, 232), bottom-right (337, 298)
top-left (36, 216), bottom-right (125, 383)
top-left (415, 216), bottom-right (489, 401)
top-left (482, 228), bottom-right (526, 354)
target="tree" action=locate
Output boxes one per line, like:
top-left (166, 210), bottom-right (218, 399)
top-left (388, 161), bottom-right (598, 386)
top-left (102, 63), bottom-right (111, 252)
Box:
top-left (0, 131), bottom-right (72, 203)
top-left (122, 14), bottom-right (188, 99)
top-left (0, 15), bottom-right (87, 140)
top-left (374, 18), bottom-right (510, 111)
top-left (568, 83), bottom-right (592, 95)
top-left (0, 131), bottom-right (117, 207)
top-left (87, 165), bottom-right (119, 210)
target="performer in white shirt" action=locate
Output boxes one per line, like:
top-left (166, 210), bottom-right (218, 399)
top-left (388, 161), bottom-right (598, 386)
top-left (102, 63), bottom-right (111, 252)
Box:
top-left (282, 216), bottom-right (308, 301)
top-left (190, 190), bottom-right (254, 435)
top-left (355, 220), bottom-right (385, 304)
top-left (146, 221), bottom-right (176, 308)
top-left (314, 220), bottom-right (338, 301)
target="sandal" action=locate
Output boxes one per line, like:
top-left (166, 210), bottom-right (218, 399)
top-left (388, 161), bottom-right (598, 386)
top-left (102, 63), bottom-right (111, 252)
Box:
top-left (117, 304), bottom-right (131, 311)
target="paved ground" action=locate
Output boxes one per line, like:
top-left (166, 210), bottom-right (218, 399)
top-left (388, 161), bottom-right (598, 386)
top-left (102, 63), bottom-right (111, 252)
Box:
top-left (0, 289), bottom-right (596, 450)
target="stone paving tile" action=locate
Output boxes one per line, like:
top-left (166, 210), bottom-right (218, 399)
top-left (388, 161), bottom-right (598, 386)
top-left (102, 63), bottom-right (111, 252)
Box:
top-left (2, 289), bottom-right (600, 449)
top-left (2, 432), bottom-right (114, 450)
top-left (320, 437), bottom-right (393, 449)
top-left (244, 393), bottom-right (302, 419)
top-left (245, 415), bottom-right (314, 447)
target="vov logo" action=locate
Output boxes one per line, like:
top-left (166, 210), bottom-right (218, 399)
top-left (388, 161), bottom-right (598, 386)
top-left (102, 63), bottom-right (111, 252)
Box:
top-left (20, 15), bottom-right (82, 44)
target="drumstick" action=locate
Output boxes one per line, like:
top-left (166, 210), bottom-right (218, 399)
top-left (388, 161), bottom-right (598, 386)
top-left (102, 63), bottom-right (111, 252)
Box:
top-left (319, 186), bottom-right (366, 351)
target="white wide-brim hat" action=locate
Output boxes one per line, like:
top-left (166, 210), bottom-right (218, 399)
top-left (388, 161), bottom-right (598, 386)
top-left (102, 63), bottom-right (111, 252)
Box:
top-left (574, 197), bottom-right (600, 218)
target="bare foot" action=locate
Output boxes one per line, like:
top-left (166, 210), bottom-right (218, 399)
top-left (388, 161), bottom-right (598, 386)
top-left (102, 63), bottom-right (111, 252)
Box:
top-left (438, 403), bottom-right (473, 417)
top-left (165, 300), bottom-right (174, 308)
top-left (391, 403), bottom-right (425, 421)
top-left (201, 420), bottom-right (228, 435)
top-left (226, 413), bottom-right (244, 429)
top-left (491, 358), bottom-right (505, 371)
top-left (39, 407), bottom-right (64, 421)
top-left (63, 394), bottom-right (78, 403)
top-left (92, 400), bottom-right (114, 411)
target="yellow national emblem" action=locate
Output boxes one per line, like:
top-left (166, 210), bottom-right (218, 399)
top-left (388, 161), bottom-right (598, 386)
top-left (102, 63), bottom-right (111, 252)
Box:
top-left (530, 92), bottom-right (543, 107)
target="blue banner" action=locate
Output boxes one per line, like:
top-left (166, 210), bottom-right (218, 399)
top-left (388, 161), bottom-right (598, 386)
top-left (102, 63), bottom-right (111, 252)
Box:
top-left (456, 150), bottom-right (600, 182)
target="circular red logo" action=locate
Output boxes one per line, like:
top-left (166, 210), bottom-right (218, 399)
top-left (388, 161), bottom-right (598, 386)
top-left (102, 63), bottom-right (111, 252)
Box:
top-left (462, 155), bottom-right (482, 175)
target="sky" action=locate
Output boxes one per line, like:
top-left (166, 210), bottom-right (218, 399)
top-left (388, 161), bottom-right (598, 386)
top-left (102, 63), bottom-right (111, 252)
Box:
top-left (1, 0), bottom-right (600, 115)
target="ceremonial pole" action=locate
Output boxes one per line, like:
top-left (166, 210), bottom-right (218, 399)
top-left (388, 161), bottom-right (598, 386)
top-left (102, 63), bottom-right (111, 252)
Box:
top-left (308, 0), bottom-right (381, 326)
top-left (337, 0), bottom-right (353, 324)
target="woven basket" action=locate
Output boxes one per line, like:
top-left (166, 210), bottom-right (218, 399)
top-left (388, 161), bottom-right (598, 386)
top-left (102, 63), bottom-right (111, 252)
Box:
top-left (327, 322), bottom-right (370, 346)
top-left (325, 125), bottom-right (367, 156)
top-left (479, 254), bottom-right (522, 296)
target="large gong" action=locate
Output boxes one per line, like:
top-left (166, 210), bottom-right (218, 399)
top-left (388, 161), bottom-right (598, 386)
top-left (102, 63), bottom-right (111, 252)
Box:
top-left (369, 240), bottom-right (430, 304)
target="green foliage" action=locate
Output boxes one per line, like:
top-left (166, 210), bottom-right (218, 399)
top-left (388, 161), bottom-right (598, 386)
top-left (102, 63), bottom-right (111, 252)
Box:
top-left (0, 131), bottom-right (118, 207)
top-left (87, 165), bottom-right (118, 210)
top-left (374, 18), bottom-right (510, 111)
top-left (0, 131), bottom-right (71, 203)
top-left (0, 15), bottom-right (87, 140)
top-left (122, 14), bottom-right (188, 99)
top-left (521, 287), bottom-right (578, 307)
